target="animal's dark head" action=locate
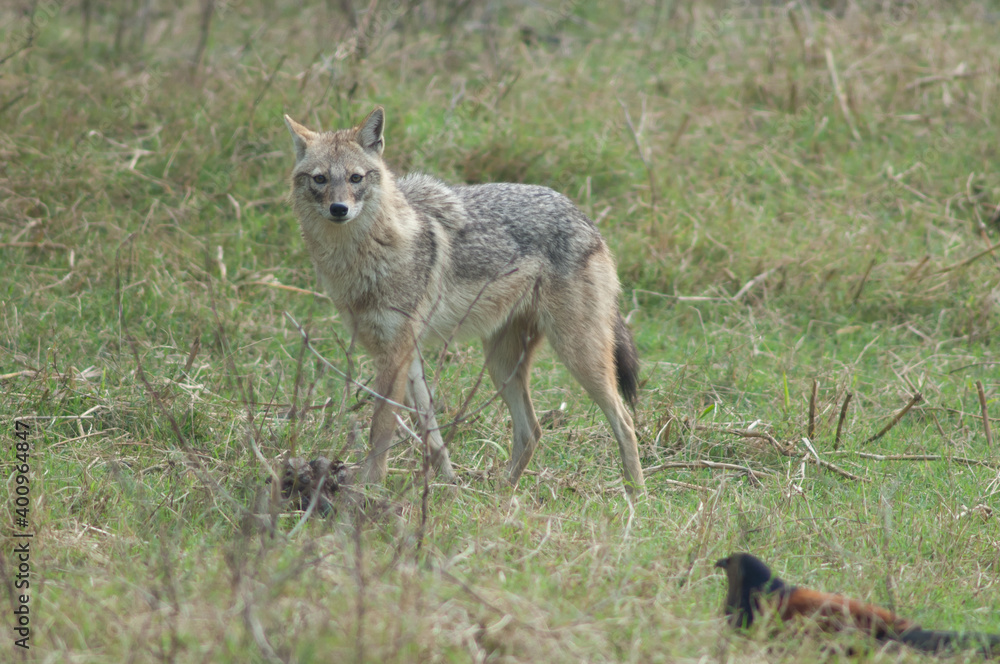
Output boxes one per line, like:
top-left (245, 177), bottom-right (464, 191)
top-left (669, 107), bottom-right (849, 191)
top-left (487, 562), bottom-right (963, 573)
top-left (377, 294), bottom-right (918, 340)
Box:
top-left (715, 553), bottom-right (787, 628)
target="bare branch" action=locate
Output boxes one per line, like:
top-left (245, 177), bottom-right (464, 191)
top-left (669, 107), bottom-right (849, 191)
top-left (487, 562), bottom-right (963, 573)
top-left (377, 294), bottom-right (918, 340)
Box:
top-left (834, 392), bottom-right (852, 451)
top-left (864, 393), bottom-right (923, 444)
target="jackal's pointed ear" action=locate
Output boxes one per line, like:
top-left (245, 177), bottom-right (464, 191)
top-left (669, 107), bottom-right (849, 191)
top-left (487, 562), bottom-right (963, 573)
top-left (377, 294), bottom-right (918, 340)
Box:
top-left (357, 106), bottom-right (385, 155)
top-left (283, 114), bottom-right (315, 162)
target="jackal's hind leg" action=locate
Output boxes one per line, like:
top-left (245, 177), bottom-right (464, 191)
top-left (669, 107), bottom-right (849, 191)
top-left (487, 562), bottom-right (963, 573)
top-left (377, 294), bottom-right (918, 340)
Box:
top-left (547, 318), bottom-right (645, 495)
top-left (483, 320), bottom-right (544, 487)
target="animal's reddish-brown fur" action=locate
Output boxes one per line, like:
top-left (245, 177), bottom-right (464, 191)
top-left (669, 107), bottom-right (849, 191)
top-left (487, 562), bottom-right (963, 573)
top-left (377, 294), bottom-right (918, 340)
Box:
top-left (777, 586), bottom-right (914, 637)
top-left (715, 552), bottom-right (1000, 657)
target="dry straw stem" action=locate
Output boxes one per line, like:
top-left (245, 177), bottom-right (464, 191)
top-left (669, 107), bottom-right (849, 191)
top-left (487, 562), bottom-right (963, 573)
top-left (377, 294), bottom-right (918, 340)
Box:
top-left (844, 452), bottom-right (1000, 469)
top-left (15, 403), bottom-right (107, 422)
top-left (246, 280), bottom-right (330, 299)
top-left (864, 392), bottom-right (923, 444)
top-left (660, 478), bottom-right (712, 492)
top-left (616, 95), bottom-right (657, 213)
top-left (904, 65), bottom-right (986, 90)
top-left (732, 266), bottom-right (783, 302)
top-left (1, 366), bottom-right (102, 383)
top-left (976, 380), bottom-right (993, 448)
top-left (0, 369), bottom-right (35, 380)
top-left (644, 459), bottom-right (775, 482)
top-left (632, 288), bottom-right (729, 303)
top-left (886, 168), bottom-right (929, 201)
top-left (824, 47), bottom-right (861, 141)
top-left (0, 240), bottom-right (69, 250)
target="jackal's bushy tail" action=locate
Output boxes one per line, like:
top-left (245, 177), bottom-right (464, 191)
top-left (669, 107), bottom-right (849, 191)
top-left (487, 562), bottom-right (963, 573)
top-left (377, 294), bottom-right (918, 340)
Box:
top-left (613, 312), bottom-right (639, 408)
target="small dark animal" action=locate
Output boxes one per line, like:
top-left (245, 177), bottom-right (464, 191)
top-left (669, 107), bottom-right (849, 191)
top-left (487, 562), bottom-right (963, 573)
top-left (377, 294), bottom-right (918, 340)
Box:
top-left (715, 552), bottom-right (1000, 657)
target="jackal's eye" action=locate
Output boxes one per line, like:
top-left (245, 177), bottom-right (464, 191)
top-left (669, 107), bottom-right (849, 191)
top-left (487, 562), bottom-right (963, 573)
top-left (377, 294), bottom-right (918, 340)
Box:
top-left (350, 173), bottom-right (363, 184)
top-left (312, 174), bottom-right (327, 184)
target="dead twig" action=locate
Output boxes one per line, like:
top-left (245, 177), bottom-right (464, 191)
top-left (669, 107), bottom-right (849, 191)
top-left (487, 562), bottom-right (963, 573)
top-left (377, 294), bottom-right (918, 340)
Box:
top-left (667, 112), bottom-right (690, 152)
top-left (864, 393), bottom-right (923, 444)
top-left (852, 258), bottom-right (876, 304)
top-left (191, 0), bottom-right (215, 74)
top-left (834, 392), bottom-right (852, 451)
top-left (904, 255), bottom-right (931, 282)
top-left (976, 380), bottom-right (993, 448)
top-left (808, 455), bottom-right (866, 482)
top-left (932, 239), bottom-right (1000, 276)
top-left (248, 54), bottom-right (287, 132)
top-left (808, 379), bottom-right (818, 439)
top-left (925, 404), bottom-right (1000, 422)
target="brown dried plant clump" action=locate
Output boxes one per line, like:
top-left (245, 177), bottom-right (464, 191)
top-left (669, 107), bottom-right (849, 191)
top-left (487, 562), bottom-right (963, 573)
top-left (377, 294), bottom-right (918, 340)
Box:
top-left (271, 455), bottom-right (348, 517)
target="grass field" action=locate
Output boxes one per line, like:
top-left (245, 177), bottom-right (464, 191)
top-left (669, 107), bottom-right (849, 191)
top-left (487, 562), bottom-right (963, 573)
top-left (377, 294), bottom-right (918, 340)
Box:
top-left (2, 0), bottom-right (1000, 661)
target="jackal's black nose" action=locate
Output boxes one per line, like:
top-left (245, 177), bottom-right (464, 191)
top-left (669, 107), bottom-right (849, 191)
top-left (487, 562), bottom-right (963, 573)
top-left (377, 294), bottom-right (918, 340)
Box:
top-left (329, 203), bottom-right (349, 218)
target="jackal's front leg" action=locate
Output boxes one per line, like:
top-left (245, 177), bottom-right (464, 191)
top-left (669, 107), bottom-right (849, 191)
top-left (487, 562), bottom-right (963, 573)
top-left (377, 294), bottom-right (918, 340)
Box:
top-left (406, 355), bottom-right (456, 482)
top-left (362, 350), bottom-right (411, 484)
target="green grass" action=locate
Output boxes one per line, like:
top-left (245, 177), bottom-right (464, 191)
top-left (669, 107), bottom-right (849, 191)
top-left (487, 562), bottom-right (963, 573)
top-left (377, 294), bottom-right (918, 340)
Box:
top-left (2, 0), bottom-right (1000, 661)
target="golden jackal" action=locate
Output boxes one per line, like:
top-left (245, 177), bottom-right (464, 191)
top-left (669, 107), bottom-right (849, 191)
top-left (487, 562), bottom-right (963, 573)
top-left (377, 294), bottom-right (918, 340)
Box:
top-left (284, 107), bottom-right (644, 494)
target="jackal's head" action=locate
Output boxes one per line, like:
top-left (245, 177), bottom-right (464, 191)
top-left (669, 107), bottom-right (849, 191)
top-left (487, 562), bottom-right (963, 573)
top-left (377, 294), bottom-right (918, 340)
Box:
top-left (283, 107), bottom-right (387, 225)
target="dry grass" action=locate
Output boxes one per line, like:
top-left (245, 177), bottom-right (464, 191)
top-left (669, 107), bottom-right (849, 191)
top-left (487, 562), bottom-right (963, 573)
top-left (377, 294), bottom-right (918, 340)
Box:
top-left (2, 0), bottom-right (1000, 662)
